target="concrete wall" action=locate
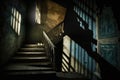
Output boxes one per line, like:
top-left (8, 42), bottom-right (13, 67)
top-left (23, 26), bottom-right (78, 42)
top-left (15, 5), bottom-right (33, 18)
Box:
top-left (25, 0), bottom-right (66, 43)
top-left (98, 6), bottom-right (120, 69)
top-left (46, 0), bottom-right (66, 30)
top-left (0, 0), bottom-right (26, 66)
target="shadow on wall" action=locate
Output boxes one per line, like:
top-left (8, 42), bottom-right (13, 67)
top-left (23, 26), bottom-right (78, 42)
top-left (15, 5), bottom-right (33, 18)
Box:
top-left (64, 10), bottom-right (97, 53)
top-left (64, 9), bottom-right (120, 80)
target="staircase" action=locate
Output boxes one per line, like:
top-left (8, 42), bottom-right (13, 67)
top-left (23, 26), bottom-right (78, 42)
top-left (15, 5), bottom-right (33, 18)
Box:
top-left (1, 43), bottom-right (56, 80)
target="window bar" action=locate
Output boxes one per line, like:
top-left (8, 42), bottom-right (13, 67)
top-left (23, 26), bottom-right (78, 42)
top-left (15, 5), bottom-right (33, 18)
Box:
top-left (79, 47), bottom-right (82, 74)
top-left (91, 0), bottom-right (94, 79)
top-left (14, 9), bottom-right (17, 33)
top-left (78, 45), bottom-right (80, 73)
top-left (15, 11), bottom-right (18, 34)
top-left (73, 42), bottom-right (76, 72)
top-left (76, 44), bottom-right (78, 72)
top-left (13, 8), bottom-right (16, 30)
top-left (82, 0), bottom-right (85, 76)
top-left (84, 0), bottom-right (88, 77)
top-left (87, 0), bottom-right (92, 78)
top-left (69, 39), bottom-right (72, 72)
top-left (18, 14), bottom-right (21, 35)
top-left (11, 15), bottom-right (13, 27)
top-left (81, 48), bottom-right (84, 74)
top-left (86, 0), bottom-right (90, 78)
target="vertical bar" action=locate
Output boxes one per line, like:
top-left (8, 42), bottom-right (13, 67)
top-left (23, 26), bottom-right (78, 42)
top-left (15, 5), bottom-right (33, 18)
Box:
top-left (80, 47), bottom-right (82, 74)
top-left (91, 0), bottom-right (94, 79)
top-left (18, 14), bottom-right (21, 35)
top-left (79, 47), bottom-right (81, 73)
top-left (74, 42), bottom-right (76, 72)
top-left (69, 39), bottom-right (72, 72)
top-left (87, 0), bottom-right (92, 78)
top-left (78, 45), bottom-right (80, 72)
top-left (82, 0), bottom-right (85, 76)
top-left (15, 10), bottom-right (17, 33)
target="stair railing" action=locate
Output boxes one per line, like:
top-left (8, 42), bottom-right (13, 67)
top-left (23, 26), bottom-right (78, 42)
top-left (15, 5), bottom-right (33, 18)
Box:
top-left (42, 31), bottom-right (55, 70)
top-left (47, 21), bottom-right (64, 44)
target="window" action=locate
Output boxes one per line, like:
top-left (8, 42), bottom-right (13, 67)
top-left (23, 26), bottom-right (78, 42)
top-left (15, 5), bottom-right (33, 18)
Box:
top-left (35, 4), bottom-right (41, 24)
top-left (11, 7), bottom-right (21, 35)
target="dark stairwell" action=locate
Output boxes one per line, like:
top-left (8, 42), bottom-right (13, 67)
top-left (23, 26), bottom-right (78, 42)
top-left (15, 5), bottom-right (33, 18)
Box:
top-left (0, 0), bottom-right (120, 80)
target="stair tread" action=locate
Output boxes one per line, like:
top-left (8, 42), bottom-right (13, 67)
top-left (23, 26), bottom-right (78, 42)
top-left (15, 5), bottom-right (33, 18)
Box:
top-left (24, 43), bottom-right (44, 47)
top-left (13, 56), bottom-right (48, 60)
top-left (20, 48), bottom-right (45, 50)
top-left (9, 62), bottom-right (51, 66)
top-left (5, 71), bottom-right (56, 75)
top-left (16, 52), bottom-right (46, 54)
top-left (5, 65), bottom-right (52, 71)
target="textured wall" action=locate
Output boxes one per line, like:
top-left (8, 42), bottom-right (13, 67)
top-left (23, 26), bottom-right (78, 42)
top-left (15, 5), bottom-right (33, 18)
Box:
top-left (98, 6), bottom-right (120, 68)
top-left (46, 0), bottom-right (66, 30)
top-left (0, 0), bottom-right (26, 66)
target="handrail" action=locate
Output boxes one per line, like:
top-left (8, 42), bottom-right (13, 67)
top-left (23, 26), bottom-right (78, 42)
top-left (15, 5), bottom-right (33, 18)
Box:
top-left (49, 20), bottom-right (64, 32)
top-left (42, 31), bottom-right (55, 70)
top-left (48, 21), bottom-right (64, 44)
top-left (43, 31), bottom-right (55, 48)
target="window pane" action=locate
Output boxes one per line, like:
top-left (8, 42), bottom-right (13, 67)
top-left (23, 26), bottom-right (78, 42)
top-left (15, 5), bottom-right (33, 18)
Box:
top-left (10, 16), bottom-right (13, 27)
top-left (18, 14), bottom-right (21, 35)
top-left (35, 4), bottom-right (41, 24)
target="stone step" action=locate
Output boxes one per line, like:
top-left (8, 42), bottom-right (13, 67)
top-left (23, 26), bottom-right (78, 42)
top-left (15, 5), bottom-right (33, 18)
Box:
top-left (56, 72), bottom-right (90, 80)
top-left (5, 65), bottom-right (53, 71)
top-left (12, 56), bottom-right (49, 62)
top-left (4, 70), bottom-right (56, 76)
top-left (24, 43), bottom-right (44, 48)
top-left (15, 52), bottom-right (46, 57)
top-left (19, 48), bottom-right (45, 52)
top-left (8, 62), bottom-right (52, 67)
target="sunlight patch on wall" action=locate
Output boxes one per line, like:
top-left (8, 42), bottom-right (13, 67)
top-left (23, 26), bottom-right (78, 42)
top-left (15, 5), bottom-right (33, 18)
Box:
top-left (10, 7), bottom-right (21, 36)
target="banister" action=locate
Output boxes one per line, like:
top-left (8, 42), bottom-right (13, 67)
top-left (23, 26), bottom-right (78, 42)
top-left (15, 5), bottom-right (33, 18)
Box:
top-left (42, 31), bottom-right (55, 70)
top-left (43, 31), bottom-right (55, 48)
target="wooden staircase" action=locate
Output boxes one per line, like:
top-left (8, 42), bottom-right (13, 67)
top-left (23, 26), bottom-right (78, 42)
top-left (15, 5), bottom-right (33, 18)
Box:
top-left (1, 43), bottom-right (56, 80)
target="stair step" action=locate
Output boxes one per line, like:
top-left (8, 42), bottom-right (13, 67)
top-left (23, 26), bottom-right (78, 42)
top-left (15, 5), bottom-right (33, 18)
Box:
top-left (12, 56), bottom-right (49, 62)
top-left (8, 62), bottom-right (52, 67)
top-left (4, 71), bottom-right (56, 75)
top-left (5, 65), bottom-right (53, 71)
top-left (13, 56), bottom-right (48, 60)
top-left (17, 52), bottom-right (46, 55)
top-left (57, 72), bottom-right (90, 80)
top-left (24, 43), bottom-right (44, 48)
top-left (15, 52), bottom-right (46, 57)
top-left (19, 48), bottom-right (45, 52)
